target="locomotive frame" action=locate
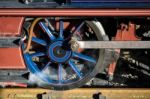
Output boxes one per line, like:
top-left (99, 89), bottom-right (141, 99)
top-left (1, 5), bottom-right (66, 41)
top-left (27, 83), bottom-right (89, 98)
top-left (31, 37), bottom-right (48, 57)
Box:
top-left (0, 0), bottom-right (149, 90)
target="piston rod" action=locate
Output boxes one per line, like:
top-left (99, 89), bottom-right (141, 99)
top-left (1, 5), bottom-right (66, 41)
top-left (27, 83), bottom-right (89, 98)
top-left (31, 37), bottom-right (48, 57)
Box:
top-left (77, 41), bottom-right (150, 49)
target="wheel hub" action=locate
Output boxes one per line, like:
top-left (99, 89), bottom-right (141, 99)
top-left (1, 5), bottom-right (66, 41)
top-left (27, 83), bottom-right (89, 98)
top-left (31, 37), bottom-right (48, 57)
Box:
top-left (48, 41), bottom-right (72, 63)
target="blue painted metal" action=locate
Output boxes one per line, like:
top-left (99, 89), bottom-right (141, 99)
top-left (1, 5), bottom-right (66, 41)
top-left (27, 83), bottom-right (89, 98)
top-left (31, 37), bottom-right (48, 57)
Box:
top-left (72, 52), bottom-right (96, 64)
top-left (23, 53), bottom-right (56, 84)
top-left (74, 22), bottom-right (84, 34)
top-left (58, 64), bottom-right (63, 83)
top-left (1, 0), bottom-right (149, 8)
top-left (23, 20), bottom-right (97, 85)
top-left (48, 41), bottom-right (72, 63)
top-left (67, 0), bottom-right (150, 8)
top-left (71, 0), bottom-right (150, 2)
top-left (68, 60), bottom-right (82, 78)
top-left (32, 37), bottom-right (47, 46)
top-left (39, 22), bottom-right (56, 41)
top-left (30, 52), bottom-right (46, 58)
top-left (42, 61), bottom-right (51, 71)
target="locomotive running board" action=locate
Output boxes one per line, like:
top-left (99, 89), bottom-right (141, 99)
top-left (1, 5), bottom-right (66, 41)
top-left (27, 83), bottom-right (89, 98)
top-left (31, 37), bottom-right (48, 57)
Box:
top-left (77, 41), bottom-right (150, 49)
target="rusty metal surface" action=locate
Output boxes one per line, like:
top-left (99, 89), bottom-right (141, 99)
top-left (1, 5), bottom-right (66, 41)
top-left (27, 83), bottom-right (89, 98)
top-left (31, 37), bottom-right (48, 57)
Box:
top-left (115, 23), bottom-right (141, 41)
top-left (0, 88), bottom-right (149, 99)
top-left (0, 48), bottom-right (26, 69)
top-left (0, 9), bottom-right (149, 16)
top-left (0, 17), bottom-right (24, 36)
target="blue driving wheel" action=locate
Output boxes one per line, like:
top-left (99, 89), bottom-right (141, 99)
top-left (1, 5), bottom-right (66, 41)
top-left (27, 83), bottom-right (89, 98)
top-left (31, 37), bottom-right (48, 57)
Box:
top-left (22, 18), bottom-right (108, 90)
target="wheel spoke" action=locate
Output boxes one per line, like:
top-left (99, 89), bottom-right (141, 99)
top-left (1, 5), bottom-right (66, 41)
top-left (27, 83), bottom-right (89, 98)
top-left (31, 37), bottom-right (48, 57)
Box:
top-left (59, 20), bottom-right (64, 39)
top-left (44, 18), bottom-right (55, 31)
top-left (74, 22), bottom-right (84, 34)
top-left (32, 37), bottom-right (47, 46)
top-left (42, 62), bottom-right (51, 71)
top-left (30, 52), bottom-right (46, 58)
top-left (72, 52), bottom-right (96, 64)
top-left (68, 60), bottom-right (82, 78)
top-left (58, 64), bottom-right (63, 83)
top-left (39, 22), bottom-right (56, 41)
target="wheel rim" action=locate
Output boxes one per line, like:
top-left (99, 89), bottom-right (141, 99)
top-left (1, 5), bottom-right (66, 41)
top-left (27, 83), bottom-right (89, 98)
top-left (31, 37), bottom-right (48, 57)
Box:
top-left (22, 18), bottom-right (104, 89)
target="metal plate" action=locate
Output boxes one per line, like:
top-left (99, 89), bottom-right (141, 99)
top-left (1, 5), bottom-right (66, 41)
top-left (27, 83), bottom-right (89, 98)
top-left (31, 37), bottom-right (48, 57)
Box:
top-left (0, 48), bottom-right (26, 69)
top-left (0, 17), bottom-right (24, 36)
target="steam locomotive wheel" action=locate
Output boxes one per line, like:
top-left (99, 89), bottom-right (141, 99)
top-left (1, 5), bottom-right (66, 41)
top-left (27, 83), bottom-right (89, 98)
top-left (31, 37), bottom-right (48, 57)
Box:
top-left (22, 18), bottom-right (108, 90)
